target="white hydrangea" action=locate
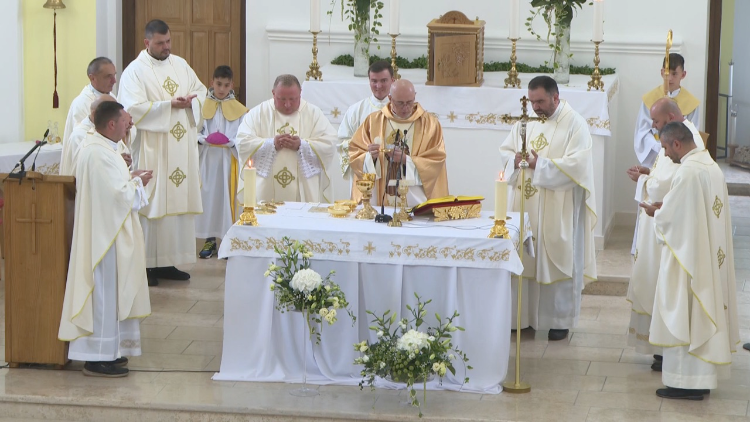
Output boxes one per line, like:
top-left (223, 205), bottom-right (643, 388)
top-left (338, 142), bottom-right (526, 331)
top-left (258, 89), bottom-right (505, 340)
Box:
top-left (396, 329), bottom-right (431, 353)
top-left (290, 269), bottom-right (322, 293)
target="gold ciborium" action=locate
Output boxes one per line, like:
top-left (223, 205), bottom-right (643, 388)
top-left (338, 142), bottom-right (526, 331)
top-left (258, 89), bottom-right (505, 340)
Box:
top-left (355, 178), bottom-right (378, 220)
top-left (395, 183), bottom-right (412, 222)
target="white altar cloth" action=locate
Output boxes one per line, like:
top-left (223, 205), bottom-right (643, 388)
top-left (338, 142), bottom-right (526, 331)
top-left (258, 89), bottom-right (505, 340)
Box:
top-left (0, 142), bottom-right (63, 175)
top-left (215, 203), bottom-right (531, 394)
top-left (302, 65), bottom-right (618, 136)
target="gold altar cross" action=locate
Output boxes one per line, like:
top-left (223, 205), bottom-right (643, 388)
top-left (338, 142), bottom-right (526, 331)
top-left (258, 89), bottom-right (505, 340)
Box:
top-left (500, 96), bottom-right (547, 157)
top-left (663, 30), bottom-right (673, 96)
top-left (16, 203), bottom-right (52, 254)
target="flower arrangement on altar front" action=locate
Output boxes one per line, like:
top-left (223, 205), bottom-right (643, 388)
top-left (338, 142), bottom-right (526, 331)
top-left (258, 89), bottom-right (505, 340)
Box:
top-left (353, 293), bottom-right (471, 417)
top-left (267, 237), bottom-right (355, 342)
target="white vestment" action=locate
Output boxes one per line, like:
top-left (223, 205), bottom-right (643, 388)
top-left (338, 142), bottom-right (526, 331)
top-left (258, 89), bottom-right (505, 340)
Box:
top-left (119, 50), bottom-right (206, 267)
top-left (650, 148), bottom-right (739, 389)
top-left (338, 95), bottom-right (388, 196)
top-left (236, 99), bottom-right (336, 203)
top-left (633, 88), bottom-right (700, 169)
top-left (60, 117), bottom-right (133, 176)
top-left (63, 84), bottom-right (112, 145)
top-left (196, 102), bottom-right (244, 239)
top-left (627, 121), bottom-right (705, 354)
top-left (59, 132), bottom-right (151, 362)
top-left (499, 101), bottom-right (597, 330)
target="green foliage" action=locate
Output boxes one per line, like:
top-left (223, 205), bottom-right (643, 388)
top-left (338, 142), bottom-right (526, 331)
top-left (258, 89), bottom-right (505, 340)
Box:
top-left (328, 0), bottom-right (385, 54)
top-left (526, 0), bottom-right (591, 66)
top-left (354, 293), bottom-right (471, 418)
top-left (330, 54), bottom-right (615, 75)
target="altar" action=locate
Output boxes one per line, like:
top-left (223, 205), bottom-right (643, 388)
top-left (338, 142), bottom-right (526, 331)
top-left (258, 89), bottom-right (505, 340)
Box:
top-left (0, 142), bottom-right (62, 174)
top-left (214, 202), bottom-right (531, 394)
top-left (301, 65), bottom-right (619, 249)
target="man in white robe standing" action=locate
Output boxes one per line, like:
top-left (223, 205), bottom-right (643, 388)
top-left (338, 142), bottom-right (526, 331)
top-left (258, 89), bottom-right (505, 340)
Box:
top-left (625, 98), bottom-right (705, 372)
top-left (499, 76), bottom-right (597, 341)
top-left (119, 19), bottom-right (206, 286)
top-left (63, 57), bottom-right (118, 144)
top-left (337, 61), bottom-right (393, 197)
top-left (640, 121), bottom-right (739, 400)
top-left (236, 74), bottom-right (336, 203)
top-left (58, 101), bottom-right (153, 377)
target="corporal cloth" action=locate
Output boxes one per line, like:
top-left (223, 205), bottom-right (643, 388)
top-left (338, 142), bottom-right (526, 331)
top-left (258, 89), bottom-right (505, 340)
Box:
top-left (196, 91), bottom-right (248, 239)
top-left (235, 99), bottom-right (336, 203)
top-left (499, 100), bottom-right (597, 330)
top-left (349, 103), bottom-right (448, 207)
top-left (627, 121), bottom-right (705, 354)
top-left (633, 86), bottom-right (700, 168)
top-left (650, 148), bottom-right (739, 389)
top-left (118, 50), bottom-right (206, 267)
top-left (58, 132), bottom-right (150, 361)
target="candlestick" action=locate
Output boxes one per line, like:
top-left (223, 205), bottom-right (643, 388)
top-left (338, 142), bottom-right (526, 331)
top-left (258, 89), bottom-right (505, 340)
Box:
top-left (390, 34), bottom-right (401, 80)
top-left (504, 38), bottom-right (521, 89)
top-left (389, 0), bottom-right (400, 35)
top-left (243, 165), bottom-right (256, 207)
top-left (592, 0), bottom-right (604, 42)
top-left (306, 31), bottom-right (323, 81)
top-left (310, 0), bottom-right (320, 33)
top-left (494, 175), bottom-right (508, 220)
top-left (509, 0), bottom-right (520, 39)
top-left (587, 41), bottom-right (604, 91)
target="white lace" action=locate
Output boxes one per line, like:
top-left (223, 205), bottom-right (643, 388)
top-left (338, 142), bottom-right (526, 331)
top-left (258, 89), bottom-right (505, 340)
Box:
top-left (253, 139), bottom-right (277, 178)
top-left (298, 141), bottom-right (321, 178)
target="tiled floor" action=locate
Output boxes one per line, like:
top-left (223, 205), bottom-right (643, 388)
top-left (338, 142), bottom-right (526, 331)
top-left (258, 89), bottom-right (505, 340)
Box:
top-left (0, 197), bottom-right (748, 421)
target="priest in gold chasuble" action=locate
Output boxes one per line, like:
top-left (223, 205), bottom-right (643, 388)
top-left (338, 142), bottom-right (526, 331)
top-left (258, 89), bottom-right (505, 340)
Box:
top-left (349, 79), bottom-right (448, 207)
top-left (499, 76), bottom-right (597, 341)
top-left (236, 74), bottom-right (336, 203)
top-left (118, 20), bottom-right (205, 282)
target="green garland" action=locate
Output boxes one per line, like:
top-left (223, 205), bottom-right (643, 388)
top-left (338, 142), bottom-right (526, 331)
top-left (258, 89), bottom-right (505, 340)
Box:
top-left (330, 54), bottom-right (616, 75)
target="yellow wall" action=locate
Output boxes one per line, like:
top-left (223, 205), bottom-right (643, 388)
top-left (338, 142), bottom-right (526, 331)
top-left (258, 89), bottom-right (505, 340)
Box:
top-left (23, 0), bottom-right (96, 140)
top-left (717, 0), bottom-right (735, 153)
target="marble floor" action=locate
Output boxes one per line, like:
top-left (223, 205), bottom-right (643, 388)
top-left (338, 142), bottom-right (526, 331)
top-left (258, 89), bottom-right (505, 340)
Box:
top-left (0, 197), bottom-right (748, 421)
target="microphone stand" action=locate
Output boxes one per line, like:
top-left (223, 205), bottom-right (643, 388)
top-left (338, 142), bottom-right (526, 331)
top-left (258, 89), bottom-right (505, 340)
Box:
top-left (8, 130), bottom-right (49, 181)
top-left (374, 129), bottom-right (400, 223)
top-left (388, 130), bottom-right (408, 227)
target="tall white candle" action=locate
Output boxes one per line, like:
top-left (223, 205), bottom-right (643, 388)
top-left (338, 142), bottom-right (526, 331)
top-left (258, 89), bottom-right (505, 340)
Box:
top-left (495, 173), bottom-right (508, 221)
top-left (244, 165), bottom-right (257, 208)
top-left (509, 0), bottom-right (520, 39)
top-left (310, 0), bottom-right (321, 33)
top-left (592, 0), bottom-right (604, 42)
top-left (389, 0), bottom-right (400, 35)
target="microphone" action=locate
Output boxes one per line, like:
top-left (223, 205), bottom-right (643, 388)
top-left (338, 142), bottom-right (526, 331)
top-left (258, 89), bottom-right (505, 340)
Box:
top-left (31, 139), bottom-right (46, 172)
top-left (9, 130), bottom-right (49, 179)
top-left (392, 129), bottom-right (408, 216)
top-left (374, 129), bottom-right (400, 223)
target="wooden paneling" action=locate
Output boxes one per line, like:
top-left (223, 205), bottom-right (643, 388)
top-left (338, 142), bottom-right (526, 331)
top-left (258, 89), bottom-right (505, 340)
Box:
top-left (705, 0), bottom-right (722, 160)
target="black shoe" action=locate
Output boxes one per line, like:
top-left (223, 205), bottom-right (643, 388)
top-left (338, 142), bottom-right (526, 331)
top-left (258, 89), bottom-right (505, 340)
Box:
top-left (199, 240), bottom-right (217, 259)
top-left (656, 387), bottom-right (705, 400)
top-left (548, 329), bottom-right (569, 341)
top-left (149, 266), bottom-right (190, 281)
top-left (651, 361), bottom-right (662, 372)
top-left (83, 361), bottom-right (129, 378)
top-left (113, 357), bottom-right (128, 367)
top-left (147, 272), bottom-right (159, 286)
top-left (744, 343), bottom-right (750, 352)
top-left (653, 354), bottom-right (663, 361)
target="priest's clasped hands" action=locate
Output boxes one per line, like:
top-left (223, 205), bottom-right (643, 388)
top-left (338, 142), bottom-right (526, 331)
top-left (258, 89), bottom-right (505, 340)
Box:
top-left (514, 149), bottom-right (539, 169)
top-left (171, 94), bottom-right (197, 109)
top-left (639, 201), bottom-right (662, 217)
top-left (131, 169), bottom-right (153, 186)
top-left (626, 165), bottom-right (650, 182)
top-left (274, 133), bottom-right (301, 151)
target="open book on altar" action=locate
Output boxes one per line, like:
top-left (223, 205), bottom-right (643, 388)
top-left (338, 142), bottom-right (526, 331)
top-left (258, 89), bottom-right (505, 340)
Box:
top-left (410, 196), bottom-right (484, 220)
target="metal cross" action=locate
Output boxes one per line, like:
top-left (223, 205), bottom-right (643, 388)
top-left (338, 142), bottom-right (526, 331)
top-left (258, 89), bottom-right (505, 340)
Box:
top-left (16, 203), bottom-right (52, 254)
top-left (500, 96), bottom-right (547, 160)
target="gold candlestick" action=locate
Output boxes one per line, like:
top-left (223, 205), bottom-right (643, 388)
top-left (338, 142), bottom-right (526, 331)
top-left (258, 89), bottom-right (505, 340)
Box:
top-left (504, 38), bottom-right (521, 89)
top-left (488, 219), bottom-right (510, 239)
top-left (306, 31), bottom-right (323, 81)
top-left (239, 206), bottom-right (259, 226)
top-left (390, 34), bottom-right (401, 80)
top-left (587, 40), bottom-right (604, 91)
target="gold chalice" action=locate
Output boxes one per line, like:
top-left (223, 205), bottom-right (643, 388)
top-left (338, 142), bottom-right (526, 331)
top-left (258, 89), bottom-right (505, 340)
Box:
top-left (355, 179), bottom-right (377, 220)
top-left (396, 183), bottom-right (412, 222)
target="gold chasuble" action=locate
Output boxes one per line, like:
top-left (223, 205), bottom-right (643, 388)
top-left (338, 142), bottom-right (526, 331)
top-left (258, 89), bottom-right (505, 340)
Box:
top-left (118, 50), bottom-right (206, 219)
top-left (349, 103), bottom-right (448, 205)
top-left (643, 85), bottom-right (700, 117)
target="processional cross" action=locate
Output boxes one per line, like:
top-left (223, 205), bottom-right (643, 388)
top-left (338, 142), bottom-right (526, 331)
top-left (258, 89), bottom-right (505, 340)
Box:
top-left (500, 96), bottom-right (547, 165)
top-left (16, 203), bottom-right (52, 254)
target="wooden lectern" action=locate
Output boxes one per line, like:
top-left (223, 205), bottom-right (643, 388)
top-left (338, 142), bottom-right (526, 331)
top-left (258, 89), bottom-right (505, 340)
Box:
top-left (427, 11), bottom-right (485, 87)
top-left (2, 171), bottom-right (75, 367)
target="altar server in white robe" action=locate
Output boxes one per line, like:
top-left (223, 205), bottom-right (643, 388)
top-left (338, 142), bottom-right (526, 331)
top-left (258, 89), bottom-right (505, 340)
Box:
top-left (640, 121), bottom-right (739, 400)
top-left (60, 95), bottom-right (134, 176)
top-left (59, 101), bottom-right (153, 377)
top-left (119, 19), bottom-right (206, 286)
top-left (499, 76), bottom-right (597, 341)
top-left (236, 74), bottom-right (336, 203)
top-left (63, 57), bottom-right (118, 145)
top-left (337, 61), bottom-right (393, 197)
top-left (626, 99), bottom-right (705, 371)
top-left (196, 65), bottom-right (248, 259)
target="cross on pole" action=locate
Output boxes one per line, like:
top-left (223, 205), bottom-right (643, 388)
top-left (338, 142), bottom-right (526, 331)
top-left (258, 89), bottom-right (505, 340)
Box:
top-left (500, 96), bottom-right (547, 163)
top-left (16, 203), bottom-right (52, 254)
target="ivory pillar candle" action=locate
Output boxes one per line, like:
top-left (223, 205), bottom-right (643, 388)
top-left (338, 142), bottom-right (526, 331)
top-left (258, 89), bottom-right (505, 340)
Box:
top-left (244, 164), bottom-right (257, 207)
top-left (593, 0), bottom-right (604, 42)
top-left (310, 0), bottom-right (321, 32)
top-left (389, 0), bottom-right (400, 35)
top-left (509, 0), bottom-right (520, 39)
top-left (495, 173), bottom-right (508, 220)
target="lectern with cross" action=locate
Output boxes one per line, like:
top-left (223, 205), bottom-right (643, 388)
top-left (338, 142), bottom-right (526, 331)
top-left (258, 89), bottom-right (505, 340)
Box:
top-left (1, 171), bottom-right (75, 367)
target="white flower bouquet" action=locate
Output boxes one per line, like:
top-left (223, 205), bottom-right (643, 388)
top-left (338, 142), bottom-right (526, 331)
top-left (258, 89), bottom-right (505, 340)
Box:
top-left (267, 237), bottom-right (355, 342)
top-left (353, 293), bottom-right (471, 417)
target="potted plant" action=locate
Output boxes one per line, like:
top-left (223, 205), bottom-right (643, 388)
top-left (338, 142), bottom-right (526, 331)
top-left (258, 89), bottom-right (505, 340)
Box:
top-left (329, 0), bottom-right (385, 76)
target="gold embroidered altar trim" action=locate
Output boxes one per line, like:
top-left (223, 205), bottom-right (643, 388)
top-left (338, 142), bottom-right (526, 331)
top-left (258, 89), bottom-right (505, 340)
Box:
top-left (586, 117), bottom-right (611, 130)
top-left (230, 236), bottom-right (351, 256)
top-left (432, 204), bottom-right (482, 222)
top-left (389, 242), bottom-right (510, 262)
